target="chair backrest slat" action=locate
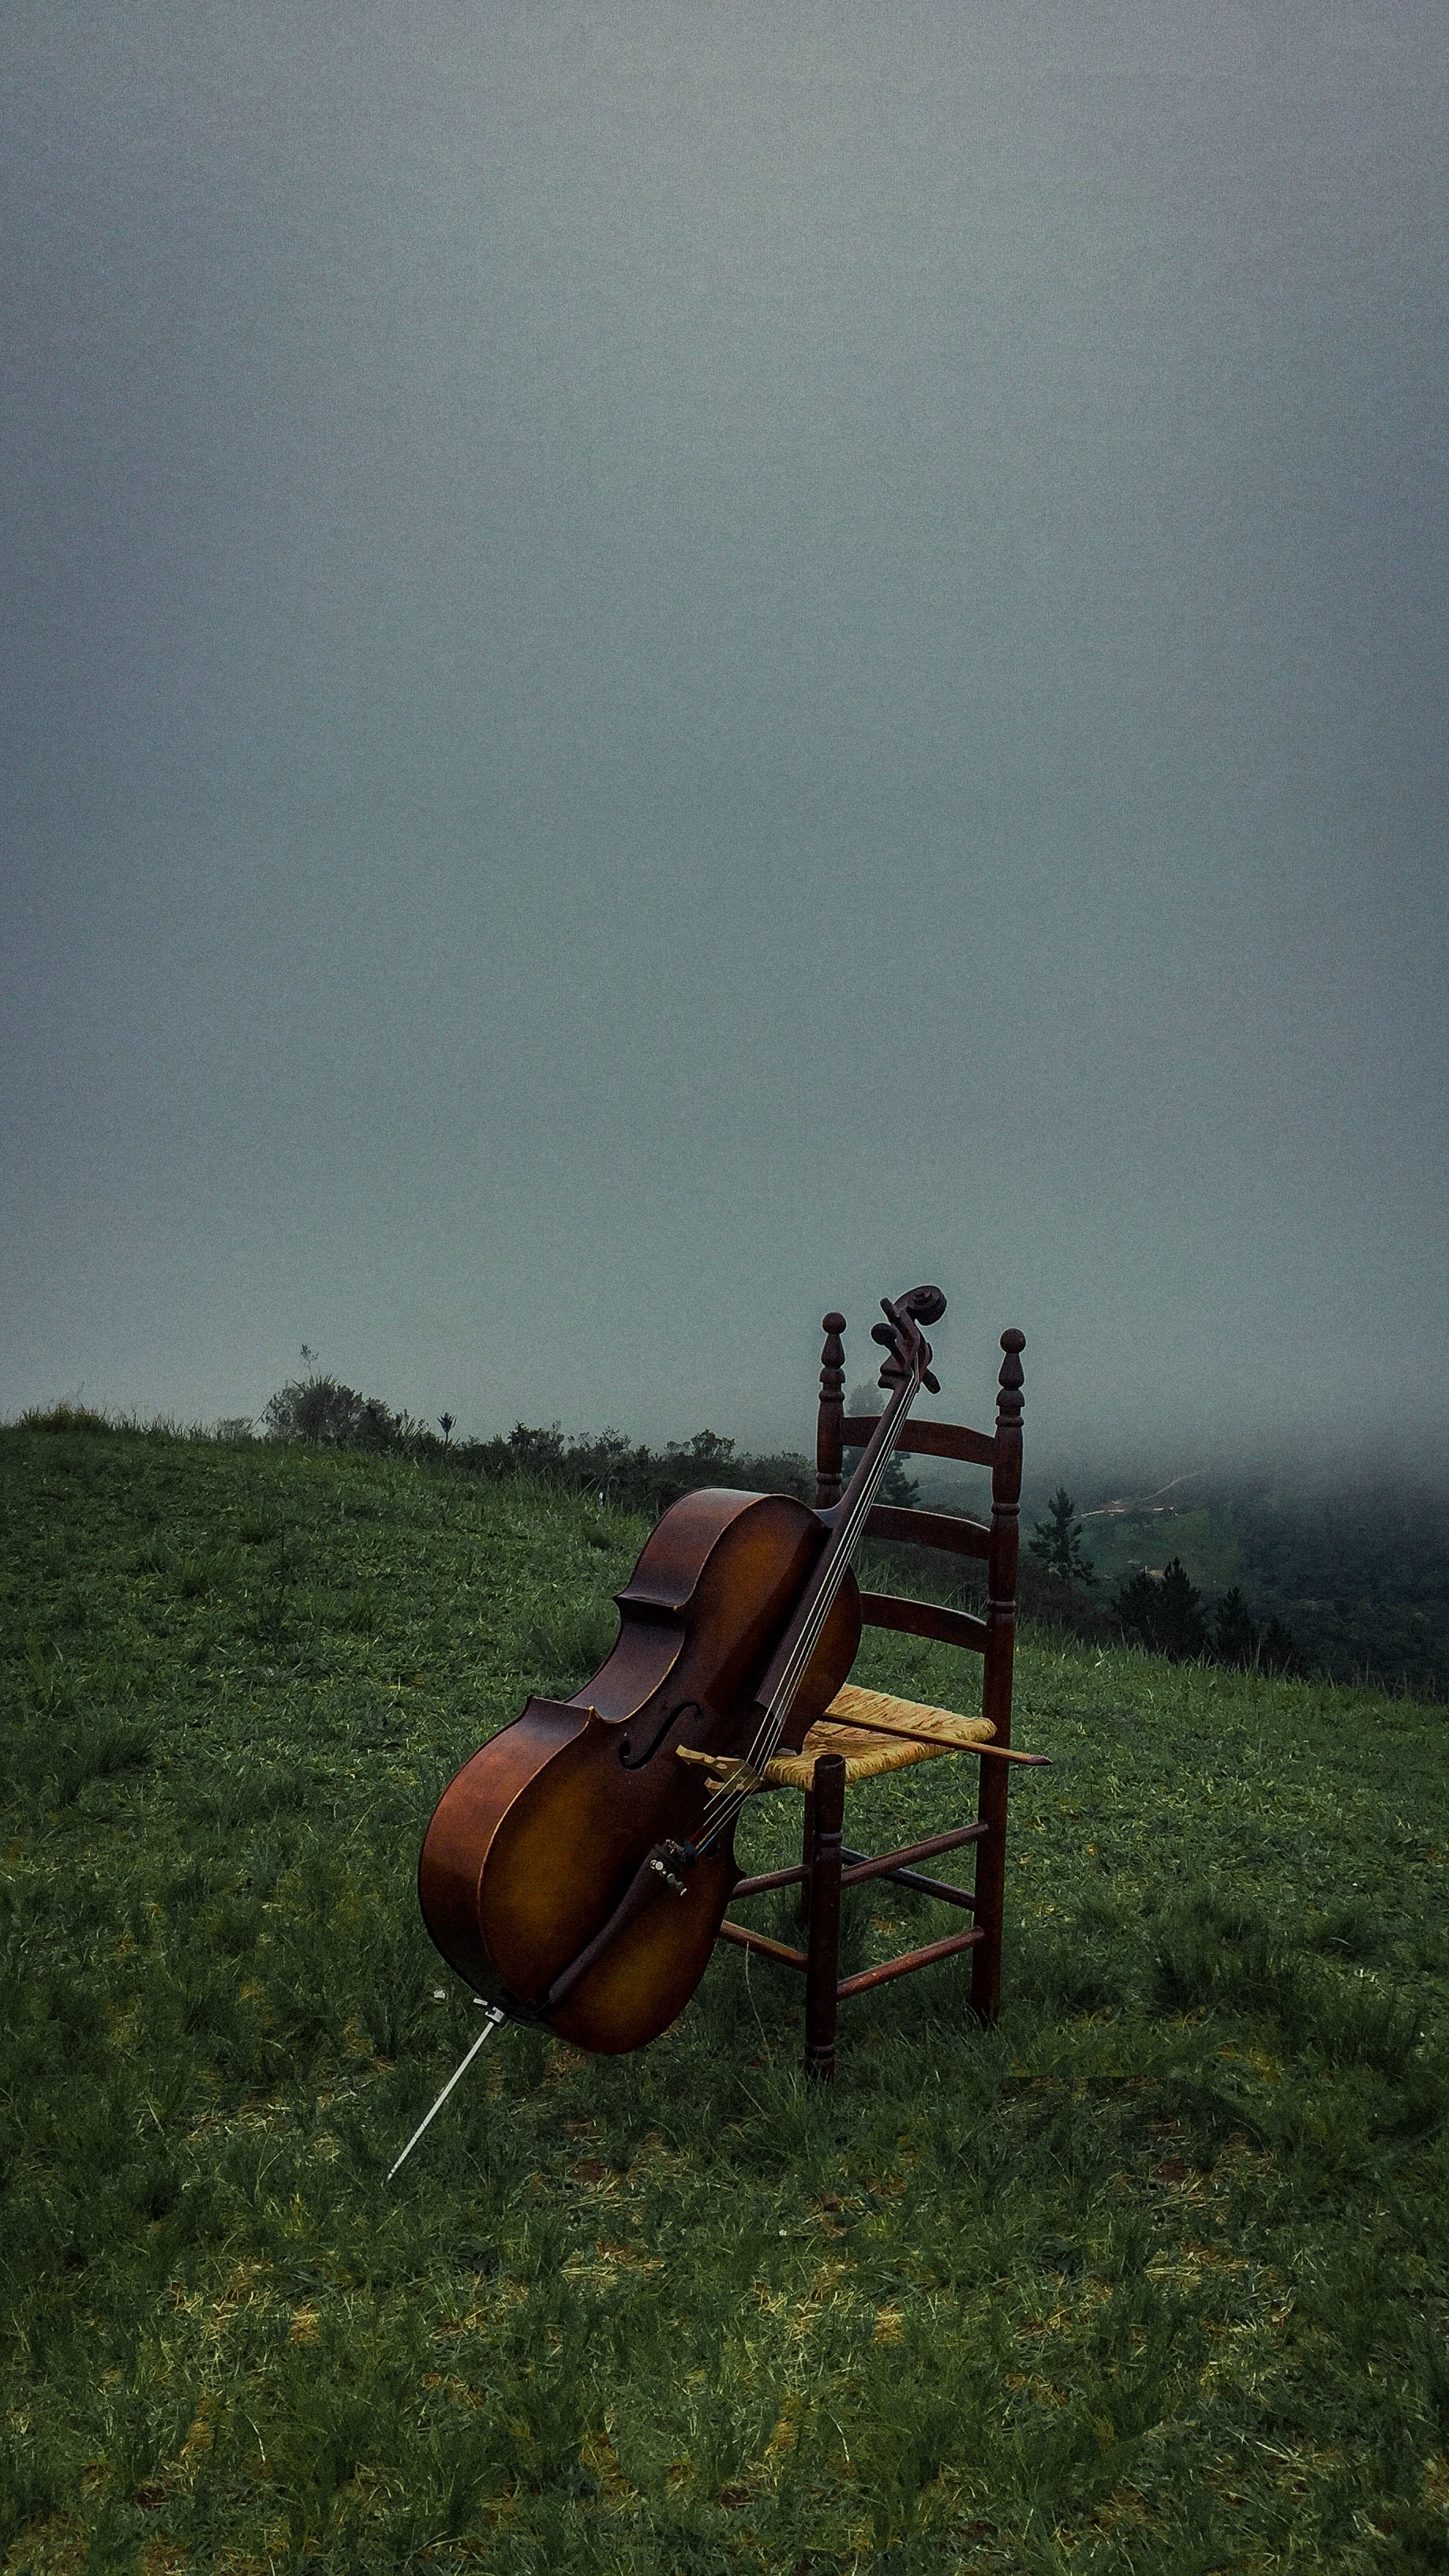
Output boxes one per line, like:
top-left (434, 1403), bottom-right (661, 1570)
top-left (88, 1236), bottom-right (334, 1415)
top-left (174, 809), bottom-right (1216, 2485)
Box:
top-left (857, 1589), bottom-right (988, 1654)
top-left (841, 1415), bottom-right (996, 1470)
top-left (820, 1309), bottom-right (1021, 1689)
top-left (864, 1503), bottom-right (990, 1560)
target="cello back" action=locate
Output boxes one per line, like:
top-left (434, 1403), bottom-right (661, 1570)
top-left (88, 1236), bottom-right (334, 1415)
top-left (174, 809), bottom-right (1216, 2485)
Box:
top-left (418, 1485), bottom-right (859, 2051)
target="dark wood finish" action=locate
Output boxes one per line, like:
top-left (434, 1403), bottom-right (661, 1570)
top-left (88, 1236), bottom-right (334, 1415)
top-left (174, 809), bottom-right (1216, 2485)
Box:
top-left (971, 1329), bottom-right (1026, 2024)
top-left (842, 1416), bottom-right (996, 1469)
top-left (858, 1591), bottom-right (989, 1653)
top-left (815, 1313), bottom-right (847, 1509)
top-left (731, 1860), bottom-right (809, 1898)
top-left (841, 1848), bottom-right (979, 1911)
top-left (716, 1919), bottom-right (807, 1969)
top-left (836, 1927), bottom-right (983, 1998)
top-left (863, 1503), bottom-right (991, 1559)
top-left (717, 1305), bottom-right (1029, 2076)
top-left (804, 1754), bottom-right (845, 2078)
top-left (839, 1822), bottom-right (987, 1885)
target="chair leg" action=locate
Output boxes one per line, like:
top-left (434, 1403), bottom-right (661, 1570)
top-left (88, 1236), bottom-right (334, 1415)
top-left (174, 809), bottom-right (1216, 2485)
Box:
top-left (804, 1754), bottom-right (845, 2080)
top-left (796, 1786), bottom-right (814, 1923)
top-left (968, 1755), bottom-right (1009, 2024)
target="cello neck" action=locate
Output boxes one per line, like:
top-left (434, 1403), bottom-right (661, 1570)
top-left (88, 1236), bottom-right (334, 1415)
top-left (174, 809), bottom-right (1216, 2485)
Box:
top-left (750, 1347), bottom-right (923, 1727)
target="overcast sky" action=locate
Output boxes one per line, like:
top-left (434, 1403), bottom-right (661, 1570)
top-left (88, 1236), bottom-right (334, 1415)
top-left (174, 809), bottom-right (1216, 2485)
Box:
top-left (2, 2), bottom-right (1446, 1475)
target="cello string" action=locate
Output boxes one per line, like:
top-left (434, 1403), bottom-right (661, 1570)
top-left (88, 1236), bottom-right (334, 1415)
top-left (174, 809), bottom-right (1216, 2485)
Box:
top-left (707, 1378), bottom-right (915, 1821)
top-left (695, 1362), bottom-right (923, 1846)
top-left (736, 1408), bottom-right (900, 1769)
top-left (743, 1372), bottom-right (914, 1747)
top-left (697, 1360), bottom-right (923, 1840)
top-left (698, 1473), bottom-right (877, 1833)
top-left (747, 1367), bottom-right (917, 1735)
top-left (695, 1435), bottom-right (897, 1839)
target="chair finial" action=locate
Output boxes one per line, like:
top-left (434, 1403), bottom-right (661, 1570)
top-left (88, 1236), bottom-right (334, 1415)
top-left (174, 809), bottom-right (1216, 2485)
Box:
top-left (816, 1312), bottom-right (847, 1508)
top-left (996, 1328), bottom-right (1025, 1428)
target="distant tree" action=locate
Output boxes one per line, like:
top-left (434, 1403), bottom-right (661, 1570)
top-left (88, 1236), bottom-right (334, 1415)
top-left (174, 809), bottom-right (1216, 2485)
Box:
top-left (1213, 1586), bottom-right (1260, 1668)
top-left (1113, 1556), bottom-right (1211, 1661)
top-left (1259, 1616), bottom-right (1304, 1679)
top-left (879, 1453), bottom-right (919, 1507)
top-left (1113, 1570), bottom-right (1161, 1650)
top-left (1209, 1588), bottom-right (1303, 1677)
top-left (666, 1430), bottom-right (736, 1468)
top-left (1155, 1559), bottom-right (1211, 1659)
top-left (1028, 1488), bottom-right (1097, 1587)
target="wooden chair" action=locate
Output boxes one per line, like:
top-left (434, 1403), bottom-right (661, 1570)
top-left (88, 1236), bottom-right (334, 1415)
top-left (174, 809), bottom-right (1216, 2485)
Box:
top-left (710, 1313), bottom-right (1039, 2076)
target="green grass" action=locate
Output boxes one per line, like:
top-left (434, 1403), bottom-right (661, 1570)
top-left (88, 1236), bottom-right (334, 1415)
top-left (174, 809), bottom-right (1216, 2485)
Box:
top-left (2, 1421), bottom-right (1448, 2575)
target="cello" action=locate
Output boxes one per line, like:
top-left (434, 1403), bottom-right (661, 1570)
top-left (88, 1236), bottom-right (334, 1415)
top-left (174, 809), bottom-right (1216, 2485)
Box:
top-left (417, 1286), bottom-right (946, 2057)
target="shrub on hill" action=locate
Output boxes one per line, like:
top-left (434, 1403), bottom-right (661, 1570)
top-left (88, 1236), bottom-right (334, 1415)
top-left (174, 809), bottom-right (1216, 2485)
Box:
top-left (1014, 1552), bottom-right (1118, 1640)
top-left (263, 1374), bottom-right (421, 1451)
top-left (450, 1422), bottom-right (817, 1518)
top-left (17, 1403), bottom-right (114, 1434)
top-left (259, 1379), bottom-right (816, 1517)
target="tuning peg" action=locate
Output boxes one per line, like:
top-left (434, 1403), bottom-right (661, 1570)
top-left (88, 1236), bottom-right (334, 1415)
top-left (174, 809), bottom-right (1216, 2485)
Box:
top-left (871, 1321), bottom-right (901, 1353)
top-left (922, 1368), bottom-right (940, 1395)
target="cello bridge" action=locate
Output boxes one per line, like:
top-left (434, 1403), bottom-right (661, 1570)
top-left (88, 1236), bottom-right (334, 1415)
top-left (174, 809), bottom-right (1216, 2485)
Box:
top-left (674, 1746), bottom-right (766, 1795)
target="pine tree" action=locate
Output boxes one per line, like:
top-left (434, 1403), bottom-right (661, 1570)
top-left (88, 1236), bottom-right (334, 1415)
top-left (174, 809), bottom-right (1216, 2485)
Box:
top-left (1213, 1586), bottom-right (1260, 1668)
top-left (1028, 1488), bottom-right (1097, 1586)
top-left (1113, 1568), bottom-right (1162, 1649)
top-left (1155, 1558), bottom-right (1211, 1660)
top-left (1260, 1616), bottom-right (1303, 1678)
top-left (1112, 1556), bottom-right (1210, 1660)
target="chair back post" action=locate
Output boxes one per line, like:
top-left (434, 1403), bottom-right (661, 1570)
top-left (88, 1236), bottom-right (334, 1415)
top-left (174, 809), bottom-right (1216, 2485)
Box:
top-left (970, 1328), bottom-right (1027, 2024)
top-left (815, 1312), bottom-right (848, 1508)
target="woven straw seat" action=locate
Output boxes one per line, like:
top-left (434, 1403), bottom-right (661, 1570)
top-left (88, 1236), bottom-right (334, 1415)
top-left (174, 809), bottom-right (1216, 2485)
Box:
top-left (762, 1684), bottom-right (994, 1790)
top-left (678, 1685), bottom-right (994, 1796)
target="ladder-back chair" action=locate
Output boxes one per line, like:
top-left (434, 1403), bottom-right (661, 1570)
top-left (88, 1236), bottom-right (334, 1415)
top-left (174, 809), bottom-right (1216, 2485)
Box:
top-left (710, 1312), bottom-right (1039, 2076)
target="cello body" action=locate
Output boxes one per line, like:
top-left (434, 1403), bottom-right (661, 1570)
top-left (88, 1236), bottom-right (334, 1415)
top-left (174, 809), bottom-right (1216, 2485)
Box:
top-left (419, 1485), bottom-right (860, 2054)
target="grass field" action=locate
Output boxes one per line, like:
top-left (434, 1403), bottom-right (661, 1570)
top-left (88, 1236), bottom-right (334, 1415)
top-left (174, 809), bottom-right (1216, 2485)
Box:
top-left (3, 1417), bottom-right (1448, 2574)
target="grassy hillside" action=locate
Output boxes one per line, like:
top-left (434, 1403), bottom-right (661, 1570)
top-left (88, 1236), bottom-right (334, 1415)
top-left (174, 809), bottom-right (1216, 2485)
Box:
top-left (2, 1419), bottom-right (1448, 2574)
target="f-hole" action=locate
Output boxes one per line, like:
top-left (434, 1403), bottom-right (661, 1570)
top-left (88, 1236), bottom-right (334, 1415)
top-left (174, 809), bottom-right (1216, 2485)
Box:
top-left (619, 1700), bottom-right (704, 1771)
